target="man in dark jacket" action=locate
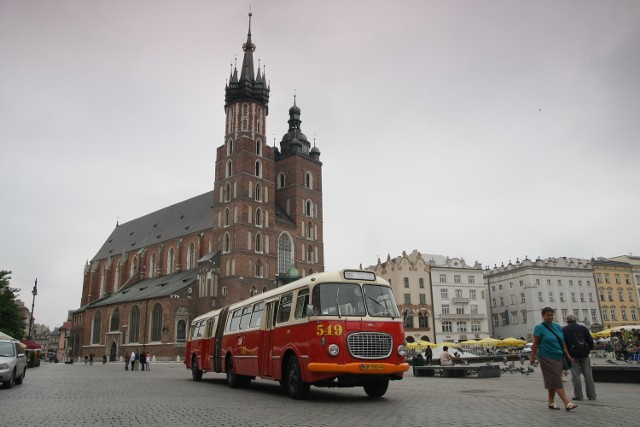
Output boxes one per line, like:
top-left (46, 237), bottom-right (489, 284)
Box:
top-left (562, 314), bottom-right (596, 401)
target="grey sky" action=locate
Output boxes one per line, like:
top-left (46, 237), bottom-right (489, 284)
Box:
top-left (1, 0), bottom-right (638, 328)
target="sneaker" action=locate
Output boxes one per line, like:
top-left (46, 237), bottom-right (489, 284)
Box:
top-left (572, 397), bottom-right (584, 401)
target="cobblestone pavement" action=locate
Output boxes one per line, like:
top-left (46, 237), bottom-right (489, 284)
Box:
top-left (1, 360), bottom-right (638, 427)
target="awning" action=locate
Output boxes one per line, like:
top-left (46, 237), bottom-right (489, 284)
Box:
top-left (20, 339), bottom-right (41, 350)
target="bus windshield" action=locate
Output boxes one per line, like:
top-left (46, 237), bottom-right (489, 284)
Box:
top-left (312, 283), bottom-right (366, 317)
top-left (311, 283), bottom-right (400, 318)
top-left (363, 284), bottom-right (400, 318)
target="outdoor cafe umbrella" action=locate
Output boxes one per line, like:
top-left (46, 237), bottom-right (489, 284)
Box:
top-left (477, 337), bottom-right (502, 346)
top-left (406, 340), bottom-right (437, 349)
top-left (500, 337), bottom-right (526, 346)
top-left (437, 341), bottom-right (460, 348)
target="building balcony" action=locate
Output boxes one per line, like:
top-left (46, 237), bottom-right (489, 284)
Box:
top-left (451, 297), bottom-right (470, 304)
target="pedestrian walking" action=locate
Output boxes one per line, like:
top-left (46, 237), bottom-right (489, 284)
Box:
top-left (140, 351), bottom-right (146, 371)
top-left (145, 352), bottom-right (151, 371)
top-left (563, 314), bottom-right (596, 401)
top-left (529, 307), bottom-right (577, 411)
top-left (130, 351), bottom-right (136, 371)
top-left (125, 352), bottom-right (130, 371)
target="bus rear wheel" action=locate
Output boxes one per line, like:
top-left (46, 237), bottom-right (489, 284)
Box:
top-left (363, 379), bottom-right (389, 398)
top-left (191, 357), bottom-right (203, 381)
top-left (285, 356), bottom-right (309, 400)
top-left (226, 356), bottom-right (250, 388)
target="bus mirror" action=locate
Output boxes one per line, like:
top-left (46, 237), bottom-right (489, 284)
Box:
top-left (306, 304), bottom-right (315, 316)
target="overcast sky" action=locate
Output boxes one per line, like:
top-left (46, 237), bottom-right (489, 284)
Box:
top-left (1, 0), bottom-right (638, 329)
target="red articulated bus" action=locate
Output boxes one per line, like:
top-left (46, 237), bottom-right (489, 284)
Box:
top-left (185, 269), bottom-right (409, 399)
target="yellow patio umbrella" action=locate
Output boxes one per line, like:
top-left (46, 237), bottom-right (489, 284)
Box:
top-left (477, 337), bottom-right (501, 346)
top-left (437, 341), bottom-right (460, 348)
top-left (406, 340), bottom-right (437, 349)
top-left (593, 329), bottom-right (612, 338)
top-left (459, 339), bottom-right (480, 345)
top-left (500, 337), bottom-right (526, 346)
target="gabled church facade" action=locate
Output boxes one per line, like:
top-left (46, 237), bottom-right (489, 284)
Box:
top-left (70, 14), bottom-right (324, 361)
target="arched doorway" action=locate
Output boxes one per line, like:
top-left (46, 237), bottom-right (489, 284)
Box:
top-left (109, 342), bottom-right (117, 361)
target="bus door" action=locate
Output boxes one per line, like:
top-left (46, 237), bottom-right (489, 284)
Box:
top-left (260, 299), bottom-right (278, 378)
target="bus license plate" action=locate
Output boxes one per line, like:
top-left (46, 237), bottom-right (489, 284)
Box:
top-left (360, 364), bottom-right (384, 371)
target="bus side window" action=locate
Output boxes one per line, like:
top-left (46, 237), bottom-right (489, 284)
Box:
top-left (195, 320), bottom-right (205, 338)
top-left (206, 318), bottom-right (215, 338)
top-left (294, 289), bottom-right (310, 319)
top-left (190, 323), bottom-right (199, 339)
top-left (276, 293), bottom-right (293, 324)
top-left (239, 306), bottom-right (252, 330)
top-left (250, 302), bottom-right (264, 328)
top-left (228, 309), bottom-right (242, 332)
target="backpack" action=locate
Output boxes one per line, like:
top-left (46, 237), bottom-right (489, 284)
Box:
top-left (569, 329), bottom-right (590, 358)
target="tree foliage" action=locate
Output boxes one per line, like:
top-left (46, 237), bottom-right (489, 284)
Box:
top-left (0, 270), bottom-right (26, 340)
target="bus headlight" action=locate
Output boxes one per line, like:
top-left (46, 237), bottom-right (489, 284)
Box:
top-left (397, 345), bottom-right (407, 357)
top-left (328, 344), bottom-right (340, 357)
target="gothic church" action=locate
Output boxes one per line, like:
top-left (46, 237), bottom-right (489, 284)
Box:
top-left (70, 14), bottom-right (324, 361)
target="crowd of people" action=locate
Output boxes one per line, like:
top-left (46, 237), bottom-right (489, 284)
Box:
top-left (124, 350), bottom-right (151, 371)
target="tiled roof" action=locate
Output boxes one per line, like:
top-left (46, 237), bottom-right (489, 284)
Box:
top-left (92, 192), bottom-right (214, 261)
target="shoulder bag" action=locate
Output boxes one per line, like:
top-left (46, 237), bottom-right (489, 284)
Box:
top-left (542, 322), bottom-right (572, 370)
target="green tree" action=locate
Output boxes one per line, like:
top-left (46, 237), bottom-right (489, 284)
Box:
top-left (0, 271), bottom-right (26, 339)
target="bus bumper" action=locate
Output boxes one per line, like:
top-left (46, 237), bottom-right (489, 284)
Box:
top-left (307, 362), bottom-right (409, 375)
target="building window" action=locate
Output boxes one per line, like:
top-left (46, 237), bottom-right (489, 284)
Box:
top-left (419, 294), bottom-right (426, 305)
top-left (442, 321), bottom-right (452, 333)
top-left (404, 277), bottom-right (409, 288)
top-left (491, 298), bottom-right (496, 307)
top-left (440, 288), bottom-right (448, 299)
top-left (277, 233), bottom-right (293, 275)
top-left (548, 292), bottom-right (554, 302)
top-left (632, 309), bottom-right (638, 321)
top-left (492, 314), bottom-right (499, 327)
top-left (559, 292), bottom-right (565, 302)
top-left (456, 321), bottom-right (467, 332)
top-left (629, 290), bottom-right (635, 302)
top-left (441, 304), bottom-right (450, 314)
top-left (226, 160), bottom-right (232, 178)
top-left (621, 309), bottom-right (628, 321)
top-left (610, 308), bottom-right (617, 321)
top-left (454, 275), bottom-right (461, 284)
top-left (305, 171), bottom-right (313, 189)
top-left (602, 309), bottom-right (608, 321)
top-left (538, 292), bottom-right (543, 302)
top-left (278, 173), bottom-right (286, 188)
top-left (130, 256), bottom-right (138, 279)
top-left (176, 319), bottom-right (187, 341)
top-left (520, 293), bottom-right (526, 303)
top-left (455, 289), bottom-right (463, 299)
top-left (456, 306), bottom-right (465, 315)
top-left (499, 296), bottom-right (504, 306)
top-left (148, 254), bottom-right (155, 279)
top-left (403, 294), bottom-right (411, 304)
top-left (469, 289), bottom-right (477, 300)
top-left (618, 289), bottom-right (624, 301)
top-left (419, 278), bottom-right (424, 289)
top-left (187, 243), bottom-right (195, 270)
top-left (110, 308), bottom-right (120, 332)
top-left (580, 292), bottom-right (585, 302)
top-left (471, 304), bottom-right (478, 314)
top-left (605, 274), bottom-right (610, 284)
top-left (256, 140), bottom-right (262, 156)
top-left (255, 183), bottom-right (262, 201)
top-left (129, 306), bottom-right (140, 343)
top-left (471, 321), bottom-right (481, 332)
top-left (511, 311), bottom-right (518, 324)
top-left (255, 233), bottom-right (262, 253)
top-left (255, 160), bottom-right (262, 177)
top-left (418, 314), bottom-right (429, 328)
top-left (439, 274), bottom-right (446, 283)
top-left (256, 208), bottom-right (262, 227)
top-left (468, 275), bottom-right (475, 284)
top-left (167, 248), bottom-right (175, 274)
top-left (92, 311), bottom-right (101, 345)
top-left (150, 304), bottom-right (163, 342)
top-left (608, 290), bottom-right (614, 301)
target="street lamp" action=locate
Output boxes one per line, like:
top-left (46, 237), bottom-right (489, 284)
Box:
top-left (27, 278), bottom-right (38, 340)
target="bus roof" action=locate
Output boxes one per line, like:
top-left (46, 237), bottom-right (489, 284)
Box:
top-left (190, 269), bottom-right (388, 324)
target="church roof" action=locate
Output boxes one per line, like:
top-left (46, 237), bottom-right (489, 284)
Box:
top-left (92, 191), bottom-right (214, 261)
top-left (88, 269), bottom-right (198, 308)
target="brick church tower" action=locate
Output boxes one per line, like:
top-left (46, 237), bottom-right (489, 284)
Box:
top-left (212, 12), bottom-right (324, 303)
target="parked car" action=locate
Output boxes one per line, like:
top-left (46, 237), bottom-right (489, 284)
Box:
top-left (521, 343), bottom-right (534, 356)
top-left (0, 339), bottom-right (27, 388)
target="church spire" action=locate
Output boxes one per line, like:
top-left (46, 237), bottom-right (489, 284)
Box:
top-left (240, 10), bottom-right (256, 82)
top-left (224, 9), bottom-right (270, 111)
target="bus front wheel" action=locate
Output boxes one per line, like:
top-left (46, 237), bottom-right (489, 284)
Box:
top-left (285, 356), bottom-right (310, 400)
top-left (363, 379), bottom-right (389, 398)
top-left (191, 357), bottom-right (203, 381)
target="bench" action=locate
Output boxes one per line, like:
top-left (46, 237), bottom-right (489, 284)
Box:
top-left (413, 364), bottom-right (501, 378)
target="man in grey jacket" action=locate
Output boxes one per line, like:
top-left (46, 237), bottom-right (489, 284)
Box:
top-left (562, 314), bottom-right (596, 401)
